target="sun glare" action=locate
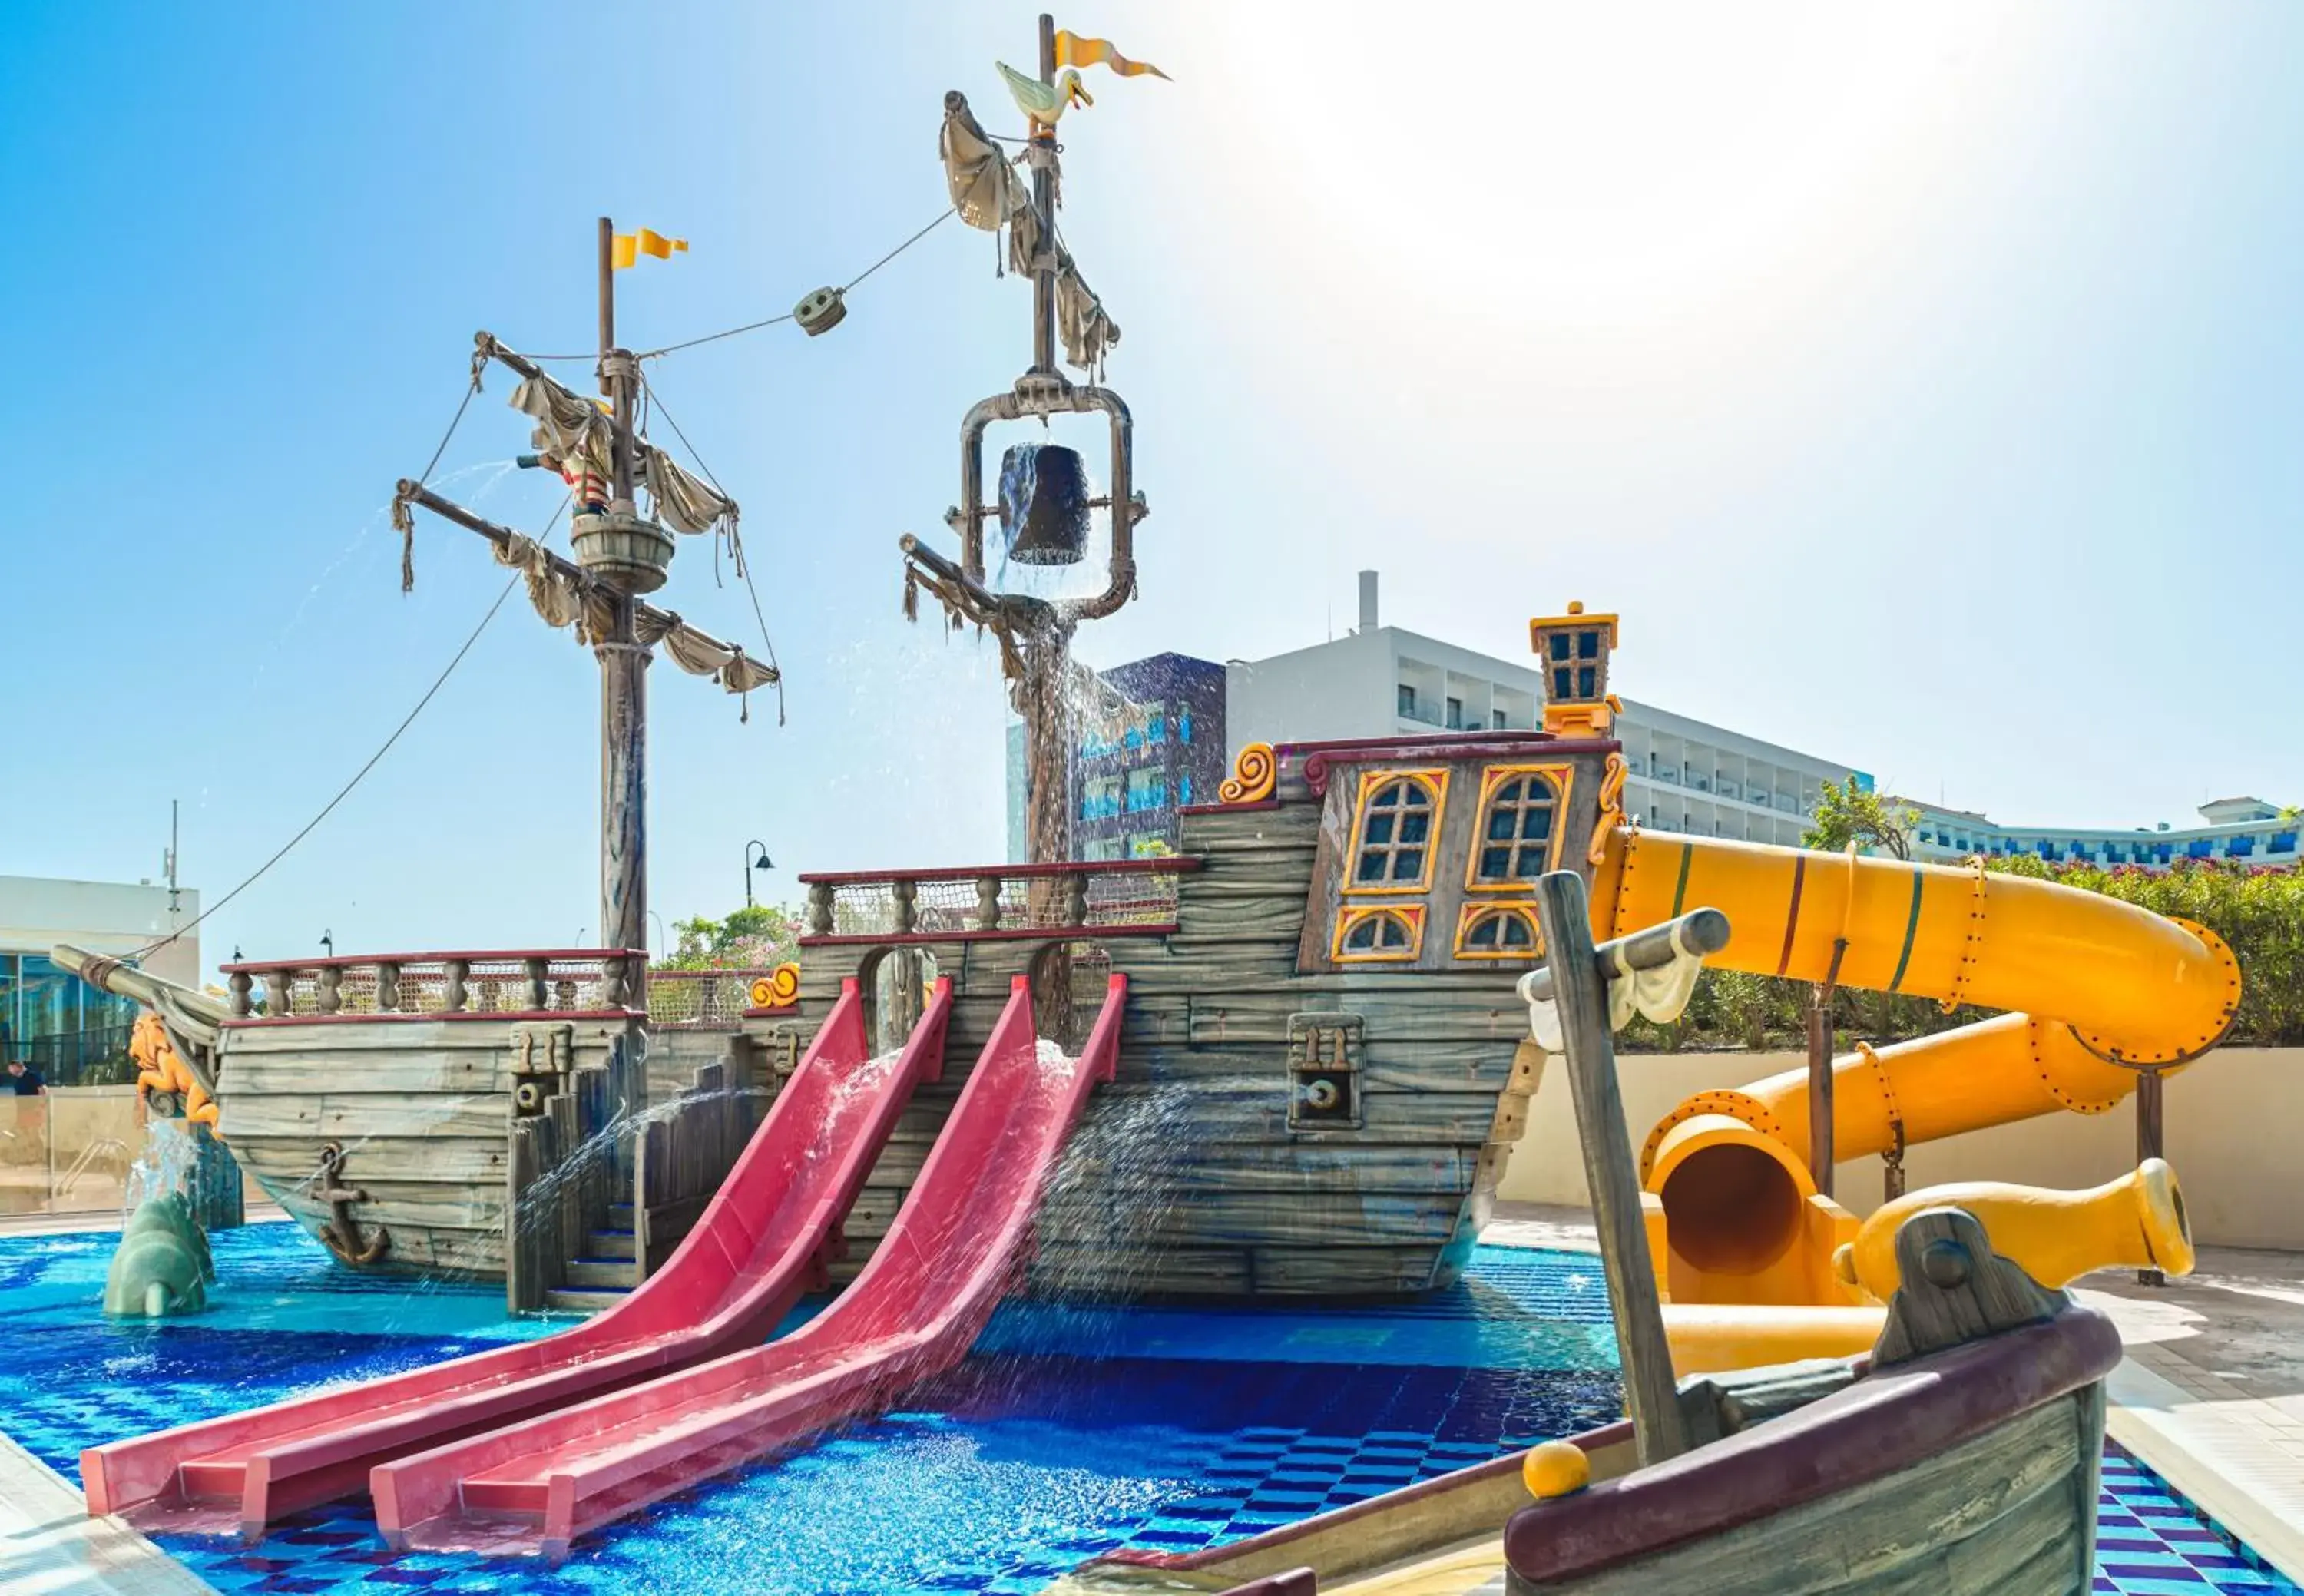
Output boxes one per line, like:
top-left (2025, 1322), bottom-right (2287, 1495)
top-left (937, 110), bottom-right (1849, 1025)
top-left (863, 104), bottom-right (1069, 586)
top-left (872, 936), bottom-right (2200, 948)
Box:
top-left (1193, 4), bottom-right (2047, 326)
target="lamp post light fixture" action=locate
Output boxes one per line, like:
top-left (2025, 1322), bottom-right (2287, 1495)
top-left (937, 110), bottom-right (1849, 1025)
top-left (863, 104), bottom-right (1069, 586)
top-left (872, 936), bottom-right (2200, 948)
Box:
top-left (744, 840), bottom-right (775, 909)
top-left (319, 929), bottom-right (334, 959)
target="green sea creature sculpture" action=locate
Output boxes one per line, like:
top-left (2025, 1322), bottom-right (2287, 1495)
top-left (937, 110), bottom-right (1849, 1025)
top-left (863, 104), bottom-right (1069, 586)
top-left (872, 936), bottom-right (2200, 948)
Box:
top-left (104, 1190), bottom-right (216, 1318)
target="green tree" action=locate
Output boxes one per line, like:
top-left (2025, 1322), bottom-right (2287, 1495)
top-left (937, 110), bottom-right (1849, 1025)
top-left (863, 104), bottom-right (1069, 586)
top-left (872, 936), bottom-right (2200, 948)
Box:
top-left (656, 903), bottom-right (802, 971)
top-left (1802, 780), bottom-right (1920, 861)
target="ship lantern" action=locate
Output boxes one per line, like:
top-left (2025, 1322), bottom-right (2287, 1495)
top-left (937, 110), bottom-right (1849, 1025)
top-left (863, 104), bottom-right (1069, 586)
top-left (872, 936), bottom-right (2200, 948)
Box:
top-left (1529, 600), bottom-right (1620, 737)
top-left (997, 442), bottom-right (1092, 567)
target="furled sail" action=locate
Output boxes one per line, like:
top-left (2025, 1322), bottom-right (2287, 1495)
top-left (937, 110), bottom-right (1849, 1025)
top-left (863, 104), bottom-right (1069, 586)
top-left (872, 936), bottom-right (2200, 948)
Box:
top-left (492, 531), bottom-right (776, 717)
top-left (509, 371), bottom-right (740, 551)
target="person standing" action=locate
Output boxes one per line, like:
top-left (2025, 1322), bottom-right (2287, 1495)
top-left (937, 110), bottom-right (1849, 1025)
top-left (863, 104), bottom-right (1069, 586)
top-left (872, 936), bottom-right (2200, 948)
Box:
top-left (6, 1059), bottom-right (44, 1095)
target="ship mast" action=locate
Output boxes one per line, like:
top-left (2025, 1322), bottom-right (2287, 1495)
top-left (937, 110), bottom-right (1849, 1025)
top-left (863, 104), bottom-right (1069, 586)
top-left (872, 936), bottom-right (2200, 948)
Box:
top-left (594, 216), bottom-right (648, 962)
top-left (396, 217), bottom-right (768, 965)
top-left (902, 13), bottom-right (1150, 871)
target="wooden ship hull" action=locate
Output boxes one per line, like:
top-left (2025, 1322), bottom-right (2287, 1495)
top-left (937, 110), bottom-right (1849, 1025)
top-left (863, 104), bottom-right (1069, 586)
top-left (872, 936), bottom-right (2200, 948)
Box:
top-left (94, 730), bottom-right (1618, 1305)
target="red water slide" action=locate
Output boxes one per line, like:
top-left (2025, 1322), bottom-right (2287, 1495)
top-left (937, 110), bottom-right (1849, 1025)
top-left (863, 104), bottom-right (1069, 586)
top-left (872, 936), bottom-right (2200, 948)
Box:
top-left (82, 976), bottom-right (951, 1541)
top-left (371, 972), bottom-right (1125, 1561)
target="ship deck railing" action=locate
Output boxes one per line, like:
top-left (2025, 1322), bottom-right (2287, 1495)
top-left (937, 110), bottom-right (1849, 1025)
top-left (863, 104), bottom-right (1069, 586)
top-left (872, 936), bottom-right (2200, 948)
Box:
top-left (796, 857), bottom-right (1200, 946)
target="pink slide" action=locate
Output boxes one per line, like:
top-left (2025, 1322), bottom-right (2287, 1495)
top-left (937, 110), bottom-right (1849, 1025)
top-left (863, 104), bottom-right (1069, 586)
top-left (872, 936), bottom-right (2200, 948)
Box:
top-left (83, 975), bottom-right (952, 1541)
top-left (371, 972), bottom-right (1125, 1561)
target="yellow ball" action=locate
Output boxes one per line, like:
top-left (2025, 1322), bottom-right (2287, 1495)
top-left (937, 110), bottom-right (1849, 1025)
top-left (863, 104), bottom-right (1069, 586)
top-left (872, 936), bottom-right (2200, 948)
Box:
top-left (1521, 1440), bottom-right (1591, 1501)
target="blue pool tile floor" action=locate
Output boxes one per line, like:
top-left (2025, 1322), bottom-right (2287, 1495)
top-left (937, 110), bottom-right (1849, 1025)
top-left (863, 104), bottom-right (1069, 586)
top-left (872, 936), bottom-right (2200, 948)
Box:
top-left (0, 1220), bottom-right (2295, 1595)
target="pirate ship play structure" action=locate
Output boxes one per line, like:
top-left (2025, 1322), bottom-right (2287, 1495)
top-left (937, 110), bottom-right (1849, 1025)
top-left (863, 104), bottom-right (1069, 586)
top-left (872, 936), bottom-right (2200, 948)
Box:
top-left (69, 13), bottom-right (2241, 1570)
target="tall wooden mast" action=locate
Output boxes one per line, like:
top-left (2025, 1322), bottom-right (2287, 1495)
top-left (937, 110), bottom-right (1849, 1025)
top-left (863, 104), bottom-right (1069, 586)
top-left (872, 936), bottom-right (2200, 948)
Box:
top-left (595, 216), bottom-right (650, 960)
top-left (396, 217), bottom-right (763, 962)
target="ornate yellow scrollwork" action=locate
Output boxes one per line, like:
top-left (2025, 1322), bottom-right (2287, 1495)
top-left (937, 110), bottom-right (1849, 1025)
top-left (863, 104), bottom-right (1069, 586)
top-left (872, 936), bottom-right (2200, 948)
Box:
top-left (1218, 741), bottom-right (1278, 805)
top-left (1587, 750), bottom-right (1627, 866)
top-left (748, 962), bottom-right (801, 1011)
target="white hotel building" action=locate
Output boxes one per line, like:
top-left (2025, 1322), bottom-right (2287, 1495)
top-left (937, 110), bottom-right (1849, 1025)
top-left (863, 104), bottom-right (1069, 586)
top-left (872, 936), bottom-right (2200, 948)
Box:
top-left (1224, 574), bottom-right (1863, 849)
top-left (1224, 573), bottom-right (2292, 870)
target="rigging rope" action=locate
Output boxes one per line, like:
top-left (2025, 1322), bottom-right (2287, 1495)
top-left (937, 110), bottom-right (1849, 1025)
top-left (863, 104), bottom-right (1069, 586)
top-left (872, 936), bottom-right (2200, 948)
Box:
top-left (634, 205), bottom-right (956, 361)
top-left (135, 498), bottom-right (570, 960)
top-left (405, 376), bottom-right (483, 589)
top-left (638, 373), bottom-right (788, 724)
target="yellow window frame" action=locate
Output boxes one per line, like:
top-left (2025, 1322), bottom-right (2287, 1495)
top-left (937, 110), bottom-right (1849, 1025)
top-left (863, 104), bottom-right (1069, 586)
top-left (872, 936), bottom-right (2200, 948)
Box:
top-left (1465, 763), bottom-right (1575, 892)
top-left (1343, 767), bottom-right (1451, 897)
top-left (1454, 901), bottom-right (1545, 961)
top-left (1333, 903), bottom-right (1426, 963)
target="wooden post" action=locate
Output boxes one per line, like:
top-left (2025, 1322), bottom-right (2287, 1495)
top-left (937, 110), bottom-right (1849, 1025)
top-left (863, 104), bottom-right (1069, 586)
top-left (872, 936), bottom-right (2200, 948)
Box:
top-left (1031, 13), bottom-right (1058, 376)
top-left (1531, 870), bottom-right (1690, 1467)
top-left (1806, 939), bottom-right (1848, 1199)
top-left (2136, 1067), bottom-right (2166, 1286)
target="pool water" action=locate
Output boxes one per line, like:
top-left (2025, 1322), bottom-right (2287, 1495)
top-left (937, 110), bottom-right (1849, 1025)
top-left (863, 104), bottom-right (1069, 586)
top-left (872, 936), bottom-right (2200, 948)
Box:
top-left (0, 1222), bottom-right (2293, 1595)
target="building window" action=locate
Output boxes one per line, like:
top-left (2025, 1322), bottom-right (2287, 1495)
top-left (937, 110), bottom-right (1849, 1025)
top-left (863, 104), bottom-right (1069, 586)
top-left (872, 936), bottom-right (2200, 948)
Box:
top-left (1491, 708), bottom-right (1507, 730)
top-left (1468, 764), bottom-right (1571, 889)
top-left (1179, 710), bottom-right (1193, 743)
top-left (1125, 767), bottom-right (1167, 813)
top-left (1397, 684), bottom-right (1416, 717)
top-left (1446, 696), bottom-right (1464, 730)
top-left (1347, 770), bottom-right (1448, 893)
top-left (1455, 903), bottom-right (1541, 960)
top-left (1334, 905), bottom-right (1424, 962)
top-left (1179, 774), bottom-right (1193, 806)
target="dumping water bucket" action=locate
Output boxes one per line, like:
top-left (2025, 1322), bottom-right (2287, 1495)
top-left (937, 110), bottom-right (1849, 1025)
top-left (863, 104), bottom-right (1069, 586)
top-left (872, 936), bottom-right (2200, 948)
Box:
top-left (998, 443), bottom-right (1091, 567)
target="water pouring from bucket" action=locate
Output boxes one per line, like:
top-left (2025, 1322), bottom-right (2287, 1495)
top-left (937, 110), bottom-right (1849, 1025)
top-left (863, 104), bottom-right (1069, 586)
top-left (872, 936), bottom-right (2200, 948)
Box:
top-left (998, 442), bottom-right (1092, 567)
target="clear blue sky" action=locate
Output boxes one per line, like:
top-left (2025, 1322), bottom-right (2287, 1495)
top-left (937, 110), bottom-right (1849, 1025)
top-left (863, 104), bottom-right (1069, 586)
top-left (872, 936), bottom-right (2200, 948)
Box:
top-left (4, 3), bottom-right (2299, 978)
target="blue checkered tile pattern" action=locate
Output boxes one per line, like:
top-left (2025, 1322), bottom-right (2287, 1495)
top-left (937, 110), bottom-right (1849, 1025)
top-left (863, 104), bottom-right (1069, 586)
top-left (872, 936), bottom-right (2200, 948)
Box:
top-left (2097, 1442), bottom-right (2300, 1594)
top-left (1, 1223), bottom-right (2295, 1596)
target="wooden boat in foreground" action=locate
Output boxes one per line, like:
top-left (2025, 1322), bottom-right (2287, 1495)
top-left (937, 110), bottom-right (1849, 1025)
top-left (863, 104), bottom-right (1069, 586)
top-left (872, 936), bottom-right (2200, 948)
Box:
top-left (1056, 1207), bottom-right (2121, 1596)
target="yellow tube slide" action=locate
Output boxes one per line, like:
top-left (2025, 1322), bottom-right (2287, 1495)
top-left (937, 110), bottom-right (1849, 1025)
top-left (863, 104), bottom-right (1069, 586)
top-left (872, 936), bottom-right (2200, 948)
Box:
top-left (1592, 830), bottom-right (2241, 1309)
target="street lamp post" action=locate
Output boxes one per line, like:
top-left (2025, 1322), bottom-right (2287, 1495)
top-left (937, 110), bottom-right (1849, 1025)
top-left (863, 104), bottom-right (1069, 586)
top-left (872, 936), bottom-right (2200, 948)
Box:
top-left (744, 841), bottom-right (775, 910)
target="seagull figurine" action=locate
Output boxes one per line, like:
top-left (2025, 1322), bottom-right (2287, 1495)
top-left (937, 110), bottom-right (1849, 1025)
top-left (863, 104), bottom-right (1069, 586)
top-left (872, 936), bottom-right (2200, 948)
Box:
top-left (996, 61), bottom-right (1092, 133)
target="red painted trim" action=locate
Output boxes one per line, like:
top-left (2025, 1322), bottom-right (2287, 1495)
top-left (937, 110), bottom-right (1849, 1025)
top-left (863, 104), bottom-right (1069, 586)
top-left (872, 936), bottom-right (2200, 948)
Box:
top-left (796, 859), bottom-right (1200, 887)
top-left (1291, 735), bottom-right (1622, 798)
top-left (1177, 800), bottom-right (1282, 816)
top-left (222, 949), bottom-right (647, 975)
top-left (797, 922), bottom-right (1178, 949)
top-left (222, 1008), bottom-right (642, 1028)
top-left (645, 969), bottom-right (785, 982)
top-left (738, 1005), bottom-right (799, 1018)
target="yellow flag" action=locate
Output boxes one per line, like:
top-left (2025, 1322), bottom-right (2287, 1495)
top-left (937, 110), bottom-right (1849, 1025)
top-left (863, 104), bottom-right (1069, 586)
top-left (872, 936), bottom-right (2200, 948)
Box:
top-left (1054, 29), bottom-right (1170, 81)
top-left (612, 227), bottom-right (690, 270)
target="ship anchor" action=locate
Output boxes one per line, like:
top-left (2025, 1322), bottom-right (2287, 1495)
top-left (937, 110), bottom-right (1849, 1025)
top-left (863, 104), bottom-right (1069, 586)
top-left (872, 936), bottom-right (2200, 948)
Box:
top-left (314, 1141), bottom-right (392, 1268)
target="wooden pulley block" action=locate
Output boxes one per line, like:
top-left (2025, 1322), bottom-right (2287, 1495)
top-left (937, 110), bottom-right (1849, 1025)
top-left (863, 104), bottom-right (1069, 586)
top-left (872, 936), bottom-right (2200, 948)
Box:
top-left (794, 286), bottom-right (846, 336)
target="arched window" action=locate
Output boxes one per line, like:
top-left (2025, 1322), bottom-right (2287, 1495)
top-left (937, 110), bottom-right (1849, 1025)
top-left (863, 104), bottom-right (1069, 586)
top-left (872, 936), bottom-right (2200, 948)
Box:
top-left (1457, 904), bottom-right (1541, 961)
top-left (1335, 906), bottom-right (1423, 962)
top-left (1471, 767), bottom-right (1567, 887)
top-left (1349, 772), bottom-right (1446, 892)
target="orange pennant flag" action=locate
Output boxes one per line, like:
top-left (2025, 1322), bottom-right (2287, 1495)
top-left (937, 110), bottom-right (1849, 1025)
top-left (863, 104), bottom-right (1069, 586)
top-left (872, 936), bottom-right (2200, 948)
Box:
top-left (1054, 29), bottom-right (1170, 81)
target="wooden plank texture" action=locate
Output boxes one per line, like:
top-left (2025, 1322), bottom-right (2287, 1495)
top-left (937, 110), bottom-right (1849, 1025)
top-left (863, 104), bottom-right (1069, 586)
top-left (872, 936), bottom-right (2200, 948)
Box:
top-left (1511, 1393), bottom-right (2089, 1596)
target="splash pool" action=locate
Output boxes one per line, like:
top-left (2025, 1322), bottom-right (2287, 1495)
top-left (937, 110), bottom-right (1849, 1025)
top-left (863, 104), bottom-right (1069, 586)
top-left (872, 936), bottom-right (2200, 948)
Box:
top-left (0, 1222), bottom-right (2292, 1595)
